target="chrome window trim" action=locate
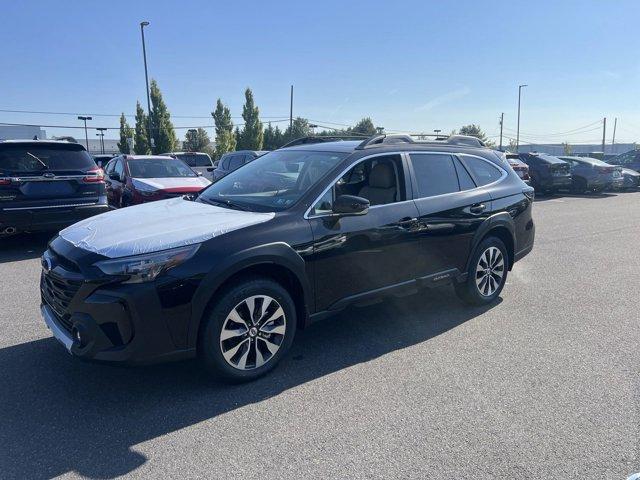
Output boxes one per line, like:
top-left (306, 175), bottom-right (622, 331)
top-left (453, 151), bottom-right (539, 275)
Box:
top-left (304, 150), bottom-right (508, 219)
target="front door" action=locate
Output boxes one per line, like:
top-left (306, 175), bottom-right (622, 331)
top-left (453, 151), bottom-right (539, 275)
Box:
top-left (306, 154), bottom-right (422, 312)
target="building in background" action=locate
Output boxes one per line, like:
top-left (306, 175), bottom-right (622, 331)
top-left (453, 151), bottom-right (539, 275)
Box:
top-left (0, 125), bottom-right (47, 140)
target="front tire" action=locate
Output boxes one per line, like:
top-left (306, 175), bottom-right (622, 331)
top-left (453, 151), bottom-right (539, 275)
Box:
top-left (455, 237), bottom-right (508, 306)
top-left (199, 277), bottom-right (296, 382)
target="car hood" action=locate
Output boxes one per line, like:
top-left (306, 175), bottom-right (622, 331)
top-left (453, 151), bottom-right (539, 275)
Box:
top-left (59, 197), bottom-right (275, 258)
top-left (132, 176), bottom-right (210, 191)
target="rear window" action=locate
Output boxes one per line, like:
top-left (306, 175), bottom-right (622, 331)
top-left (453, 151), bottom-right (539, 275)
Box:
top-left (536, 154), bottom-right (567, 165)
top-left (0, 144), bottom-right (95, 173)
top-left (128, 158), bottom-right (197, 178)
top-left (176, 153), bottom-right (212, 167)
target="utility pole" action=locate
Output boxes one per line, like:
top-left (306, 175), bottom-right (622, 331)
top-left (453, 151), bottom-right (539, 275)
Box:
top-left (499, 113), bottom-right (504, 151)
top-left (96, 127), bottom-right (107, 154)
top-left (140, 21), bottom-right (153, 149)
top-left (516, 84), bottom-right (527, 152)
top-left (289, 85), bottom-right (294, 131)
top-left (77, 116), bottom-right (92, 151)
top-left (611, 117), bottom-right (617, 152)
top-left (601, 117), bottom-right (607, 155)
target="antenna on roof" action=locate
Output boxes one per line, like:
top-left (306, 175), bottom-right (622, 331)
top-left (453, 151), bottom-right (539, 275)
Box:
top-left (33, 135), bottom-right (39, 140)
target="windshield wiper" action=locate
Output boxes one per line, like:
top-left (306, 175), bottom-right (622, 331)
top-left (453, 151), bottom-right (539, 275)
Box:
top-left (27, 152), bottom-right (48, 170)
top-left (199, 197), bottom-right (252, 211)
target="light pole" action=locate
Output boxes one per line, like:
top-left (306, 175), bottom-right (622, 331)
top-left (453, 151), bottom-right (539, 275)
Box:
top-left (434, 129), bottom-right (442, 139)
top-left (140, 21), bottom-right (153, 150)
top-left (96, 127), bottom-right (107, 153)
top-left (78, 116), bottom-right (92, 150)
top-left (516, 84), bottom-right (527, 152)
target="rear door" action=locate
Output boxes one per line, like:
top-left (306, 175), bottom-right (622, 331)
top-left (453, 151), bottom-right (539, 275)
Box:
top-left (0, 142), bottom-right (103, 212)
top-left (408, 152), bottom-right (495, 279)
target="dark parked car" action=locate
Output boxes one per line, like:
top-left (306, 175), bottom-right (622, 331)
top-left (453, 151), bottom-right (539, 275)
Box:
top-left (505, 154), bottom-right (530, 183)
top-left (161, 152), bottom-right (215, 180)
top-left (92, 154), bottom-right (116, 169)
top-left (40, 134), bottom-right (535, 381)
top-left (607, 149), bottom-right (640, 173)
top-left (618, 167), bottom-right (640, 189)
top-left (103, 155), bottom-right (210, 208)
top-left (516, 153), bottom-right (572, 194)
top-left (557, 156), bottom-right (623, 193)
top-left (213, 150), bottom-right (268, 180)
top-left (0, 140), bottom-right (108, 237)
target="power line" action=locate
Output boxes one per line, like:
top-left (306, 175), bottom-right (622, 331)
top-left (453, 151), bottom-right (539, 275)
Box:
top-left (0, 108), bottom-right (289, 120)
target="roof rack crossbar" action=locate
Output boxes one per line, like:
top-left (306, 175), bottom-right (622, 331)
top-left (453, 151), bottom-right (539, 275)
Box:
top-left (355, 134), bottom-right (414, 149)
top-left (279, 135), bottom-right (367, 149)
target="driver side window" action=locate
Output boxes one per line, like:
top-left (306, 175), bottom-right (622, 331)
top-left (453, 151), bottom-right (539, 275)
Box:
top-left (309, 154), bottom-right (405, 216)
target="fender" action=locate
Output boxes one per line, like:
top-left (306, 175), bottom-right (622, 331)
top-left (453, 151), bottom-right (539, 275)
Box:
top-left (186, 242), bottom-right (311, 348)
top-left (463, 212), bottom-right (516, 276)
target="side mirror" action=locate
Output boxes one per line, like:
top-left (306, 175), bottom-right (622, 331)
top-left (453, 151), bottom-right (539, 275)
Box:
top-left (109, 172), bottom-right (121, 181)
top-left (333, 195), bottom-right (369, 216)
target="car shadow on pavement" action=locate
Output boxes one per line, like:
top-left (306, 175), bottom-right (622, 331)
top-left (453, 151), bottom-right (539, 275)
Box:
top-left (0, 233), bottom-right (52, 264)
top-left (0, 289), bottom-right (500, 479)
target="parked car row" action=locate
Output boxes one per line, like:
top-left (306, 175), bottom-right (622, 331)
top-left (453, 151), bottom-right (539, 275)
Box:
top-left (505, 151), bottom-right (640, 195)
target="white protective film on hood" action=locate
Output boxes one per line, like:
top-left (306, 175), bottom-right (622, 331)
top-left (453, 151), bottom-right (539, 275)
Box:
top-left (59, 197), bottom-right (275, 258)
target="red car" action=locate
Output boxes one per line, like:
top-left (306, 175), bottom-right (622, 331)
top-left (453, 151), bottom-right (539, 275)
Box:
top-left (506, 154), bottom-right (530, 183)
top-left (104, 155), bottom-right (211, 208)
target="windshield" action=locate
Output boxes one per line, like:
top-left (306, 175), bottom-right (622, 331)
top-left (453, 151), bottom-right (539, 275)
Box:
top-left (128, 158), bottom-right (197, 178)
top-left (198, 149), bottom-right (349, 211)
top-left (175, 153), bottom-right (211, 167)
top-left (0, 144), bottom-right (95, 173)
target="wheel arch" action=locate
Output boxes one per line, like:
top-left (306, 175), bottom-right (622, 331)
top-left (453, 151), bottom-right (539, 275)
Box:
top-left (466, 213), bottom-right (516, 273)
top-left (187, 242), bottom-right (311, 349)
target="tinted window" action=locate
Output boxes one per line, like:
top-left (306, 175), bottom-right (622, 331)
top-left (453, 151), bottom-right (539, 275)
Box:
top-left (228, 155), bottom-right (245, 171)
top-left (453, 157), bottom-right (476, 190)
top-left (409, 153), bottom-right (459, 198)
top-left (104, 159), bottom-right (115, 174)
top-left (0, 144), bottom-right (95, 173)
top-left (177, 153), bottom-right (212, 167)
top-left (127, 158), bottom-right (196, 178)
top-left (114, 160), bottom-right (124, 177)
top-left (460, 155), bottom-right (503, 186)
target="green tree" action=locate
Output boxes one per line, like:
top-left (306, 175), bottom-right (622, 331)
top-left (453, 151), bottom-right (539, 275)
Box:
top-left (350, 117), bottom-right (377, 136)
top-left (234, 126), bottom-right (241, 150)
top-left (149, 79), bottom-right (177, 153)
top-left (283, 117), bottom-right (312, 144)
top-left (211, 99), bottom-right (236, 159)
top-left (117, 113), bottom-right (133, 154)
top-left (507, 138), bottom-right (518, 153)
top-left (134, 101), bottom-right (151, 155)
top-left (184, 128), bottom-right (211, 152)
top-left (457, 124), bottom-right (493, 146)
top-left (238, 88), bottom-right (263, 150)
top-left (562, 142), bottom-right (572, 155)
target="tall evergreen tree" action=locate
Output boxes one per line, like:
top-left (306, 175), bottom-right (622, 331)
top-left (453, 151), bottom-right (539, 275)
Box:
top-left (283, 117), bottom-right (311, 144)
top-left (211, 99), bottom-right (236, 159)
top-left (234, 126), bottom-right (241, 150)
top-left (117, 113), bottom-right (133, 154)
top-left (184, 128), bottom-right (211, 152)
top-left (238, 88), bottom-right (263, 150)
top-left (134, 102), bottom-right (151, 155)
top-left (149, 79), bottom-right (177, 153)
top-left (351, 117), bottom-right (377, 136)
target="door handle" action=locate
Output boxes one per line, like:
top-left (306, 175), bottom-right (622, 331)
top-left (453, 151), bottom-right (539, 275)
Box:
top-left (469, 203), bottom-right (486, 214)
top-left (397, 217), bottom-right (417, 227)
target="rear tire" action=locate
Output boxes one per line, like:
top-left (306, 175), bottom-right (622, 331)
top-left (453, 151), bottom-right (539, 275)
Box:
top-left (199, 277), bottom-right (296, 382)
top-left (455, 237), bottom-right (508, 306)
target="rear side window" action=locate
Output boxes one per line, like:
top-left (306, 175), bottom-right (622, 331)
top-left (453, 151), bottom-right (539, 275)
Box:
top-left (228, 155), bottom-right (245, 171)
top-left (453, 157), bottom-right (476, 191)
top-left (460, 155), bottom-right (503, 187)
top-left (0, 144), bottom-right (95, 173)
top-left (409, 153), bottom-right (460, 198)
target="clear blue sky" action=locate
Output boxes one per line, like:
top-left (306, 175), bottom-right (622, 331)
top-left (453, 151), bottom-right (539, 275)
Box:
top-left (1, 0), bottom-right (639, 145)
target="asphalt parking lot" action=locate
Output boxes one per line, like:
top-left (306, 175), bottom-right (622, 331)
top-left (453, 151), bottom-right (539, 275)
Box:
top-left (1, 192), bottom-right (639, 479)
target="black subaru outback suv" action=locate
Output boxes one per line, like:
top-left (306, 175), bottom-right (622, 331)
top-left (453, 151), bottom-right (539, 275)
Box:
top-left (40, 134), bottom-right (535, 381)
top-left (0, 140), bottom-right (108, 237)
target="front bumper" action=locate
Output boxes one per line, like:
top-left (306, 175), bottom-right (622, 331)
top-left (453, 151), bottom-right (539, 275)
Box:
top-left (40, 242), bottom-right (197, 364)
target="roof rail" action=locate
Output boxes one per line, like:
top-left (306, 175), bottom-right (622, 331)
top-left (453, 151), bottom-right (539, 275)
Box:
top-left (279, 135), bottom-right (367, 149)
top-left (355, 134), bottom-right (414, 149)
top-left (445, 134), bottom-right (485, 147)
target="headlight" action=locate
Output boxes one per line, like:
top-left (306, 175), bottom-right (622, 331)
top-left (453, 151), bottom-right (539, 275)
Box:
top-left (94, 244), bottom-right (200, 283)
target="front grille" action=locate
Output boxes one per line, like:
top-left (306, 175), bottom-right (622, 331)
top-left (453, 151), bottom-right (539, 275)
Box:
top-left (41, 250), bottom-right (84, 333)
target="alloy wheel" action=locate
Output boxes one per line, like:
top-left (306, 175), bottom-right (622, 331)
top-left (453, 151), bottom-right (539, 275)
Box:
top-left (475, 246), bottom-right (505, 297)
top-left (219, 295), bottom-right (287, 370)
